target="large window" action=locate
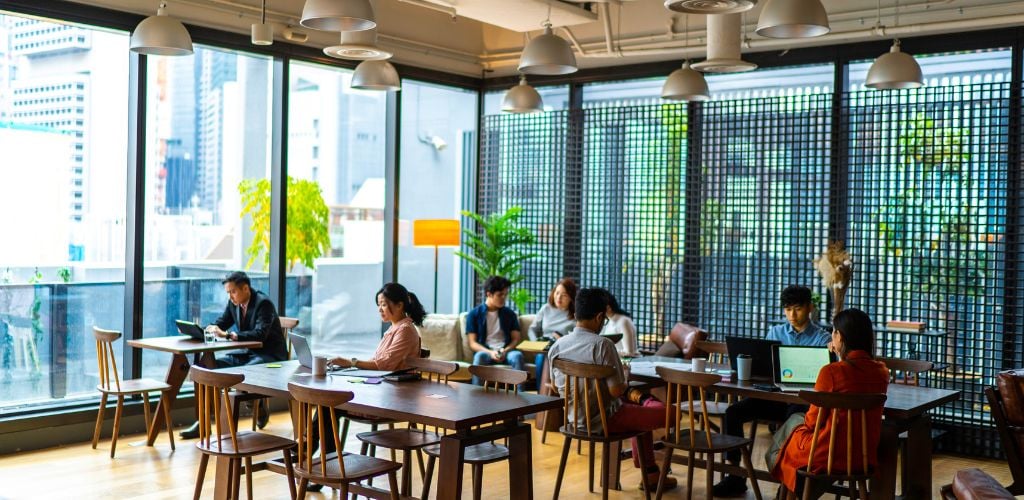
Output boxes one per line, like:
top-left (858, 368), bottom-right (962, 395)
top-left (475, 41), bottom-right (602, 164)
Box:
top-left (287, 61), bottom-right (387, 358)
top-left (141, 46), bottom-right (273, 380)
top-left (0, 14), bottom-right (128, 412)
top-left (397, 80), bottom-right (477, 314)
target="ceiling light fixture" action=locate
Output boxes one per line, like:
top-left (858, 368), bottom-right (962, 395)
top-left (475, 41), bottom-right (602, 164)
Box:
top-left (693, 14), bottom-right (756, 73)
top-left (662, 61), bottom-right (710, 101)
top-left (502, 75), bottom-right (544, 113)
top-left (865, 39), bottom-right (923, 89)
top-left (300, 0), bottom-right (375, 32)
top-left (755, 0), bottom-right (830, 38)
top-left (130, 2), bottom-right (193, 56)
top-left (351, 60), bottom-right (401, 91)
top-left (518, 23), bottom-right (578, 75)
top-left (251, 0), bottom-right (273, 45)
top-left (664, 0), bottom-right (756, 15)
top-left (324, 28), bottom-right (392, 60)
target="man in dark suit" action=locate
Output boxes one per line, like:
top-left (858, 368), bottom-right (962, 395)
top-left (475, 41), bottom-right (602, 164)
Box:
top-left (206, 271), bottom-right (287, 367)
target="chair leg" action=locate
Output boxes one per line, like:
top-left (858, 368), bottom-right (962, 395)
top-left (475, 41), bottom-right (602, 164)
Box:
top-left (283, 449), bottom-right (297, 500)
top-left (542, 427), bottom-right (548, 444)
top-left (417, 449), bottom-right (426, 480)
top-left (401, 449), bottom-right (412, 496)
top-left (801, 477), bottom-right (813, 500)
top-left (244, 456), bottom-right (254, 500)
top-left (706, 452), bottom-right (715, 500)
top-left (110, 395), bottom-right (125, 458)
top-left (577, 439), bottom-right (582, 455)
top-left (421, 454), bottom-right (436, 500)
top-left (553, 436), bottom-right (573, 500)
top-left (142, 392), bottom-right (152, 436)
top-left (740, 446), bottom-right (763, 500)
top-left (388, 471), bottom-right (400, 500)
top-left (686, 450), bottom-right (695, 500)
top-left (588, 440), bottom-right (595, 492)
top-left (340, 418), bottom-right (350, 450)
top-left (92, 392), bottom-right (108, 449)
top-left (472, 463), bottom-right (484, 500)
top-left (297, 478), bottom-right (309, 500)
top-left (163, 392), bottom-right (176, 451)
top-left (232, 458), bottom-right (243, 500)
top-left (193, 453), bottom-right (210, 500)
top-left (655, 447), bottom-right (674, 500)
top-left (601, 442), bottom-right (611, 500)
top-left (858, 479), bottom-right (869, 500)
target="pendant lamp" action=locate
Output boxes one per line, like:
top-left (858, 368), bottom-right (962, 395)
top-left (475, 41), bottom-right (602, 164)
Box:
top-left (518, 23), bottom-right (577, 76)
top-left (251, 0), bottom-right (273, 45)
top-left (300, 0), bottom-right (375, 32)
top-left (502, 75), bottom-right (544, 113)
top-left (755, 0), bottom-right (830, 38)
top-left (351, 60), bottom-right (401, 91)
top-left (662, 61), bottom-right (710, 101)
top-left (324, 28), bottom-right (391, 60)
top-left (664, 0), bottom-right (756, 14)
top-left (865, 39), bottom-right (923, 89)
top-left (130, 2), bottom-right (193, 56)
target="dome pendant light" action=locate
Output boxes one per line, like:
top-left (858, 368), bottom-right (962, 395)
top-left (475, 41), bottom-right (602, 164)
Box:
top-left (251, 0), bottom-right (273, 46)
top-left (865, 39), bottom-right (923, 89)
top-left (502, 75), bottom-right (544, 113)
top-left (755, 0), bottom-right (830, 38)
top-left (662, 61), bottom-right (710, 101)
top-left (518, 23), bottom-right (578, 76)
top-left (130, 2), bottom-right (194, 56)
top-left (300, 0), bottom-right (375, 32)
top-left (351, 60), bottom-right (401, 91)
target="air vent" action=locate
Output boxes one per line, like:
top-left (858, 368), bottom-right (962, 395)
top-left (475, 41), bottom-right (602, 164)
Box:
top-left (664, 0), bottom-right (756, 14)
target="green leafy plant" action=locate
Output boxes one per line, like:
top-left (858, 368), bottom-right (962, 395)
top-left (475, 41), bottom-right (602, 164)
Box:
top-left (239, 177), bottom-right (331, 271)
top-left (455, 207), bottom-right (538, 312)
top-left (56, 267), bottom-right (71, 283)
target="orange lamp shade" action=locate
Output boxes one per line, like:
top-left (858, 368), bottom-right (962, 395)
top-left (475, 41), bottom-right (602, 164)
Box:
top-left (413, 219), bottom-right (460, 247)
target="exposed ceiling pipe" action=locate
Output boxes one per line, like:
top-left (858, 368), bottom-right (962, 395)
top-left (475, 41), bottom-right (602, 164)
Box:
top-left (559, 27), bottom-right (587, 56)
top-left (599, 3), bottom-right (617, 56)
top-left (395, 0), bottom-right (457, 19)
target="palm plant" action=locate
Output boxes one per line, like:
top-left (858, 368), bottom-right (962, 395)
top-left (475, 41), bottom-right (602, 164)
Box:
top-left (455, 206), bottom-right (538, 312)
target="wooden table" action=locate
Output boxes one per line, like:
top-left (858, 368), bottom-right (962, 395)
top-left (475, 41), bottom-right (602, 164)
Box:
top-left (126, 335), bottom-right (262, 446)
top-left (628, 356), bottom-right (960, 500)
top-left (220, 360), bottom-right (563, 500)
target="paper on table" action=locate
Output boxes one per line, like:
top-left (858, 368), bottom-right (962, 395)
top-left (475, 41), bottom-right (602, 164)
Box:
top-left (629, 360), bottom-right (691, 370)
top-left (426, 394), bottom-right (448, 399)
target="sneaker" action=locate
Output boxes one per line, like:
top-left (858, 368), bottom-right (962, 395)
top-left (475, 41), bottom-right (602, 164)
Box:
top-left (711, 475), bottom-right (749, 497)
top-left (255, 399), bottom-right (270, 429)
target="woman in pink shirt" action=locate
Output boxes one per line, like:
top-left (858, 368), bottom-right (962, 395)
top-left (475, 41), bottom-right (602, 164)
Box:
top-left (331, 282), bottom-right (425, 371)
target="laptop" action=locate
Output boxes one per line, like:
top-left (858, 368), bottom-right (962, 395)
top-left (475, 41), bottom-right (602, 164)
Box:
top-left (772, 345), bottom-right (835, 392)
top-left (725, 336), bottom-right (780, 380)
top-left (175, 320), bottom-right (205, 341)
top-left (288, 332), bottom-right (412, 378)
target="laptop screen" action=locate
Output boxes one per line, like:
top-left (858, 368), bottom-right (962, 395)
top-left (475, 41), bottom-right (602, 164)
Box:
top-left (774, 345), bottom-right (832, 384)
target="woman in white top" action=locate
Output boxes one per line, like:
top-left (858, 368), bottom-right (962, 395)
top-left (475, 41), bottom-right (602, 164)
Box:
top-left (602, 292), bottom-right (638, 357)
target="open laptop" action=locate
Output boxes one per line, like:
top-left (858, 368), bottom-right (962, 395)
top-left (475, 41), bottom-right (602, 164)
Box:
top-left (725, 336), bottom-right (780, 380)
top-left (175, 320), bottom-right (205, 341)
top-left (288, 332), bottom-right (412, 378)
top-left (772, 344), bottom-right (835, 392)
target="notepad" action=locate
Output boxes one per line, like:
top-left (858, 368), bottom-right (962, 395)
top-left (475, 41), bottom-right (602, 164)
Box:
top-left (517, 340), bottom-right (551, 352)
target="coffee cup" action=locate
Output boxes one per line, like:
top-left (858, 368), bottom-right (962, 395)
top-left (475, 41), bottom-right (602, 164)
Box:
top-left (313, 356), bottom-right (328, 377)
top-left (736, 354), bottom-right (752, 381)
top-left (691, 357), bottom-right (707, 373)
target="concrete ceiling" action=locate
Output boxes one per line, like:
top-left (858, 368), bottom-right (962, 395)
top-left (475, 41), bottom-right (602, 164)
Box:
top-left (63, 0), bottom-right (1024, 78)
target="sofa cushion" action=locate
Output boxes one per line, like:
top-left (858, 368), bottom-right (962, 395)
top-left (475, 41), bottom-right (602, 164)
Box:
top-left (996, 368), bottom-right (1024, 453)
top-left (654, 323), bottom-right (708, 359)
top-left (952, 468), bottom-right (1014, 500)
top-left (416, 314), bottom-right (463, 362)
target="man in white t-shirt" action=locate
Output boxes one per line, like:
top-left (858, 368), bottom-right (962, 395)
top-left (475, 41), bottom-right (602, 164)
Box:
top-left (465, 275), bottom-right (524, 385)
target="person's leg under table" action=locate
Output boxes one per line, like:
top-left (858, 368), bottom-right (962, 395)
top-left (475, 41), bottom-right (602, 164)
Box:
top-left (471, 351), bottom-right (495, 385)
top-left (606, 398), bottom-right (667, 490)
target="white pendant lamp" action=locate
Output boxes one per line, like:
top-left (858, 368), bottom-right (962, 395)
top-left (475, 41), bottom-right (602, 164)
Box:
top-left (502, 75), bottom-right (544, 113)
top-left (130, 2), bottom-right (193, 56)
top-left (324, 28), bottom-right (391, 60)
top-left (518, 23), bottom-right (578, 76)
top-left (662, 61), bottom-right (710, 101)
top-left (251, 0), bottom-right (273, 46)
top-left (300, 0), bottom-right (375, 32)
top-left (755, 0), bottom-right (830, 38)
top-left (351, 60), bottom-right (401, 91)
top-left (692, 14), bottom-right (756, 73)
top-left (865, 39), bottom-right (924, 89)
top-left (664, 0), bottom-right (756, 14)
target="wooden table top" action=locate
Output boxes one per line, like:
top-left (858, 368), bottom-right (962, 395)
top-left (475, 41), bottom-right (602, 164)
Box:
top-left (628, 356), bottom-right (960, 420)
top-left (220, 360), bottom-right (564, 430)
top-left (127, 335), bottom-right (262, 354)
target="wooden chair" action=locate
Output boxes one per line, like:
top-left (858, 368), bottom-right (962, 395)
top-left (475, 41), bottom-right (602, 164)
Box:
top-left (684, 341), bottom-right (732, 432)
top-left (91, 326), bottom-right (175, 458)
top-left (190, 366), bottom-right (297, 500)
top-left (550, 358), bottom-right (652, 500)
top-left (654, 366), bottom-right (762, 500)
top-left (241, 316), bottom-right (300, 431)
top-left (420, 365), bottom-right (529, 499)
top-left (786, 390), bottom-right (888, 500)
top-left (355, 357), bottom-right (458, 496)
top-left (287, 381), bottom-right (402, 500)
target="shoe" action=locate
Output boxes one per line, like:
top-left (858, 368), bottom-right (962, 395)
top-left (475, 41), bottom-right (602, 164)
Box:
top-left (711, 475), bottom-right (749, 497)
top-left (305, 482), bottom-right (324, 493)
top-left (180, 421), bottom-right (200, 440)
top-left (256, 399), bottom-right (270, 429)
top-left (639, 472), bottom-right (678, 491)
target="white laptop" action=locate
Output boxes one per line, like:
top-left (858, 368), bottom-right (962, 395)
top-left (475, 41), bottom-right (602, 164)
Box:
top-left (771, 345), bottom-right (834, 392)
top-left (287, 332), bottom-right (410, 378)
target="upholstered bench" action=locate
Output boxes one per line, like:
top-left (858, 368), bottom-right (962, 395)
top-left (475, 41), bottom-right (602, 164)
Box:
top-left (940, 468), bottom-right (1014, 500)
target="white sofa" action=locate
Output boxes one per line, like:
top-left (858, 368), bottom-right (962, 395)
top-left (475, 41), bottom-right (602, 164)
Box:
top-left (415, 313), bottom-right (536, 382)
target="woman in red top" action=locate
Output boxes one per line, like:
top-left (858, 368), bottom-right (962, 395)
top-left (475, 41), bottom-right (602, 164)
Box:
top-left (766, 308), bottom-right (889, 499)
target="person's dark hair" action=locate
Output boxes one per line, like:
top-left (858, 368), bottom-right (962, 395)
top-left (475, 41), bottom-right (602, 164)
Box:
top-left (605, 291), bottom-right (632, 319)
top-left (375, 282), bottom-right (427, 326)
top-left (221, 271), bottom-right (251, 288)
top-left (547, 278), bottom-right (578, 320)
top-left (574, 288), bottom-right (609, 322)
top-left (779, 285), bottom-right (812, 308)
top-left (831, 308), bottom-right (875, 359)
top-left (483, 275), bottom-right (512, 295)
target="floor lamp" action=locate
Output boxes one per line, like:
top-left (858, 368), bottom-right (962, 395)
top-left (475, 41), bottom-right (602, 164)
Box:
top-left (412, 219), bottom-right (460, 312)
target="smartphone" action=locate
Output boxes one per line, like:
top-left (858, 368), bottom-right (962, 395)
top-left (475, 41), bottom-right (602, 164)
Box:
top-left (363, 377), bottom-right (382, 384)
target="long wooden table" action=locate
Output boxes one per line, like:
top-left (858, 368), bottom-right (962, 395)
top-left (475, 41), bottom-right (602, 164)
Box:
top-left (219, 360), bottom-right (563, 500)
top-left (126, 335), bottom-right (262, 446)
top-left (628, 356), bottom-right (960, 500)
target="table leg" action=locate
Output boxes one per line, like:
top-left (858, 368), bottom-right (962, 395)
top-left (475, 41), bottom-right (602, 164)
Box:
top-left (875, 422), bottom-right (901, 500)
top-left (506, 421), bottom-right (534, 500)
top-left (436, 433), bottom-right (467, 500)
top-left (902, 415), bottom-right (932, 499)
top-left (146, 352), bottom-right (191, 446)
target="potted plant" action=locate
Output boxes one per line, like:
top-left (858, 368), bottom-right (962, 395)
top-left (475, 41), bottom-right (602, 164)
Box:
top-left (239, 177), bottom-right (331, 271)
top-left (455, 206), bottom-right (538, 312)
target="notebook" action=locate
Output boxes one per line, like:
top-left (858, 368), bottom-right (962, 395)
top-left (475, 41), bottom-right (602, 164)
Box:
top-left (771, 344), bottom-right (835, 392)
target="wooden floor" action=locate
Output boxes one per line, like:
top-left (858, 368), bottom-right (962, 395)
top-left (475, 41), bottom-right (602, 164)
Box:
top-left (0, 411), bottom-right (1014, 499)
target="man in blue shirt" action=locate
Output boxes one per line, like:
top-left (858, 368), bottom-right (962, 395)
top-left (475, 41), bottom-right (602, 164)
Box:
top-left (465, 275), bottom-right (525, 384)
top-left (713, 285), bottom-right (830, 497)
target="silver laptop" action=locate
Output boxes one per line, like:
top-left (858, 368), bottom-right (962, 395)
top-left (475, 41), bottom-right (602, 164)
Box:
top-left (288, 332), bottom-right (409, 378)
top-left (771, 345), bottom-right (834, 392)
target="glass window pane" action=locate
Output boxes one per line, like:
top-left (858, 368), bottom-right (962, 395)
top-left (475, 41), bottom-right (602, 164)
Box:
top-left (706, 63), bottom-right (834, 100)
top-left (287, 60), bottom-right (387, 358)
top-left (583, 77), bottom-right (665, 107)
top-left (847, 47), bottom-right (1012, 91)
top-left (0, 14), bottom-right (128, 411)
top-left (142, 46), bottom-right (273, 381)
top-left (484, 85), bottom-right (570, 115)
top-left (397, 80), bottom-right (477, 314)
